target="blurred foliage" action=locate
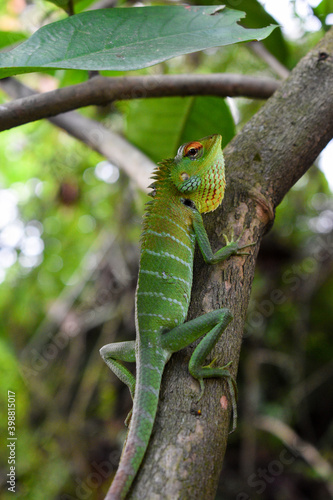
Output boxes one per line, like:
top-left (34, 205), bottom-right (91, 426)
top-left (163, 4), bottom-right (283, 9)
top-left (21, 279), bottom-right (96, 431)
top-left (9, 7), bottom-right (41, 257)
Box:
top-left (0, 1), bottom-right (332, 500)
top-left (124, 96), bottom-right (236, 162)
top-left (311, 0), bottom-right (333, 30)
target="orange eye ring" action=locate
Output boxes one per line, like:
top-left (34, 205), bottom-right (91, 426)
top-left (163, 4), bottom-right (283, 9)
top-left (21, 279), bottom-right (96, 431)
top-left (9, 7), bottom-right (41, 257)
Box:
top-left (183, 141), bottom-right (203, 159)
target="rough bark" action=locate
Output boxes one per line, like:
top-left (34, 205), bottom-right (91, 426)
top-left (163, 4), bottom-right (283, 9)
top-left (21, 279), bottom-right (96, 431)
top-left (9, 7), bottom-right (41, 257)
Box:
top-left (129, 29), bottom-right (333, 500)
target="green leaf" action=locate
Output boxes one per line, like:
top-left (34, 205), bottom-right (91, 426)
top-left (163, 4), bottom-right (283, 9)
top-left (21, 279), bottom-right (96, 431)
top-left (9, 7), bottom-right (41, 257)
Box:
top-left (45, 0), bottom-right (71, 9)
top-left (125, 96), bottom-right (236, 163)
top-left (196, 0), bottom-right (288, 65)
top-left (0, 30), bottom-right (27, 50)
top-left (45, 0), bottom-right (97, 10)
top-left (221, 0), bottom-right (288, 65)
top-left (45, 0), bottom-right (96, 14)
top-left (0, 6), bottom-right (277, 78)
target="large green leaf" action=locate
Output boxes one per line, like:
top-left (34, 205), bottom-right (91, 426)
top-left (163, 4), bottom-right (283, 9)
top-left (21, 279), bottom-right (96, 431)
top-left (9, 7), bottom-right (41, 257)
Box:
top-left (125, 96), bottom-right (236, 163)
top-left (0, 6), bottom-right (276, 78)
top-left (197, 0), bottom-right (288, 66)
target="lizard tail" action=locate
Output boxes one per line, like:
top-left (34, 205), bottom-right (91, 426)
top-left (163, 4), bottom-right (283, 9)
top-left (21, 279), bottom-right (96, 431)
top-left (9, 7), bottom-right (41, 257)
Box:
top-left (104, 357), bottom-right (166, 500)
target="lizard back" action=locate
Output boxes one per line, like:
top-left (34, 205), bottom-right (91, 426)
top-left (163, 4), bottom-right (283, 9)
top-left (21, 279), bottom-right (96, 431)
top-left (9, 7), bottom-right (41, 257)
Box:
top-left (105, 135), bottom-right (225, 499)
top-left (136, 166), bottom-right (196, 340)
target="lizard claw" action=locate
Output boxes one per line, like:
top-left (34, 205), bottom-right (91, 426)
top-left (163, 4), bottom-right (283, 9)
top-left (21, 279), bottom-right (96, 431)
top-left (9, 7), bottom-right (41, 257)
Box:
top-left (124, 409), bottom-right (133, 427)
top-left (196, 379), bottom-right (206, 403)
top-left (222, 233), bottom-right (231, 246)
top-left (223, 227), bottom-right (256, 257)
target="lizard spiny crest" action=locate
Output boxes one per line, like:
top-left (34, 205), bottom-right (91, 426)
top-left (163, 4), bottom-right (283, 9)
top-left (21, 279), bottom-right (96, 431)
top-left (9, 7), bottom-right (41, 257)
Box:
top-left (142, 135), bottom-right (225, 246)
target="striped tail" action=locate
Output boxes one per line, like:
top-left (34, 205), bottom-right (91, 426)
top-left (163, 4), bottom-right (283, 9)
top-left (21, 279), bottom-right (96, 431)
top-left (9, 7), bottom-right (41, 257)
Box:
top-left (104, 354), bottom-right (166, 500)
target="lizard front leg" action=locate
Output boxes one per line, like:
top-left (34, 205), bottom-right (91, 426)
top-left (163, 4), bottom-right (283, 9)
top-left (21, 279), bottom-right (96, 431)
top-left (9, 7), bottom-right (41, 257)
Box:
top-left (191, 207), bottom-right (255, 264)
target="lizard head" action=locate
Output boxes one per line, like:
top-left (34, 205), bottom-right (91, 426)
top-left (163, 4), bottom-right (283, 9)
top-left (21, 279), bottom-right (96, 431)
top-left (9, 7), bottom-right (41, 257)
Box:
top-left (171, 134), bottom-right (225, 213)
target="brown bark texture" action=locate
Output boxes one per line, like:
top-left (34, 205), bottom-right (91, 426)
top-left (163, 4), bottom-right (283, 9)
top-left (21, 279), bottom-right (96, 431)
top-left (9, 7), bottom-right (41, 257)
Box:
top-left (0, 73), bottom-right (279, 132)
top-left (128, 29), bottom-right (333, 500)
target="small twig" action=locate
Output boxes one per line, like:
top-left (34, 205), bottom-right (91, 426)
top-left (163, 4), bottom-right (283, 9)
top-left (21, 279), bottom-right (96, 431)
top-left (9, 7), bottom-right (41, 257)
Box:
top-left (289, 359), bottom-right (333, 406)
top-left (67, 0), bottom-right (75, 16)
top-left (248, 41), bottom-right (290, 79)
top-left (255, 415), bottom-right (333, 496)
top-left (0, 73), bottom-right (280, 132)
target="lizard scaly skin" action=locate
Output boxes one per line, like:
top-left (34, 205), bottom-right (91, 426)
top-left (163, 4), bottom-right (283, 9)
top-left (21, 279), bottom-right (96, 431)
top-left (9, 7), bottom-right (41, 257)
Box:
top-left (101, 134), bottom-right (253, 499)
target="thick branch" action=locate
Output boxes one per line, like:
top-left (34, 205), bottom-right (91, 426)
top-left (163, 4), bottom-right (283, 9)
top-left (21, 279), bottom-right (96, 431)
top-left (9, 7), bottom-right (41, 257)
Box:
top-left (129, 28), bottom-right (333, 500)
top-left (229, 36), bottom-right (333, 207)
top-left (0, 73), bottom-right (280, 131)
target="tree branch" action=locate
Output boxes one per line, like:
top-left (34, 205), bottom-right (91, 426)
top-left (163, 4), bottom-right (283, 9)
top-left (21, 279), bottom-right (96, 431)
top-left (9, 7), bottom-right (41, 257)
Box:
top-left (248, 41), bottom-right (290, 79)
top-left (0, 73), bottom-right (280, 132)
top-left (0, 77), bottom-right (153, 191)
top-left (129, 28), bottom-right (333, 500)
top-left (47, 111), bottom-right (153, 192)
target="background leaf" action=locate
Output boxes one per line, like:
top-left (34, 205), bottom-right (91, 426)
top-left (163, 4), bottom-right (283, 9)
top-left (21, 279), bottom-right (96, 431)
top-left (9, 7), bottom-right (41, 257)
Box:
top-left (312, 0), bottom-right (333, 30)
top-left (196, 0), bottom-right (288, 64)
top-left (124, 96), bottom-right (236, 163)
top-left (219, 0), bottom-right (289, 65)
top-left (0, 6), bottom-right (276, 78)
top-left (0, 31), bottom-right (27, 50)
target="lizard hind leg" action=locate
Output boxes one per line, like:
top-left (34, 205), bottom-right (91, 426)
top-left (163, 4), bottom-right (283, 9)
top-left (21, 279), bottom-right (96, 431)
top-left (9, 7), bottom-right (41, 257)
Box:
top-left (100, 340), bottom-right (136, 402)
top-left (160, 308), bottom-right (238, 431)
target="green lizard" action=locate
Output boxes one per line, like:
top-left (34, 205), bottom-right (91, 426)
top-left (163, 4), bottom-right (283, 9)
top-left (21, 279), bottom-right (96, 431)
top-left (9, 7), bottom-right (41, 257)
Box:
top-left (100, 134), bottom-right (253, 499)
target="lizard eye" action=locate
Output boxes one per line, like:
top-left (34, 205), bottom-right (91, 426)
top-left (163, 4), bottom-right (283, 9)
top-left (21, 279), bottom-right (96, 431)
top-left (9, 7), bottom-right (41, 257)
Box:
top-left (185, 148), bottom-right (197, 157)
top-left (183, 141), bottom-right (203, 160)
